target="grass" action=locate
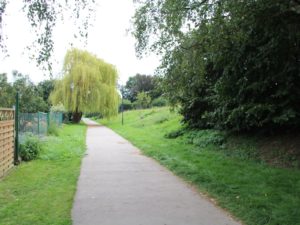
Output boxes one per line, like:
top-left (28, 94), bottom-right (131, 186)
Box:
top-left (0, 124), bottom-right (87, 225)
top-left (99, 107), bottom-right (300, 225)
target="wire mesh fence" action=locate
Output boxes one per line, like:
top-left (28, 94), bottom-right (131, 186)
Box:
top-left (50, 112), bottom-right (63, 126)
top-left (19, 112), bottom-right (63, 143)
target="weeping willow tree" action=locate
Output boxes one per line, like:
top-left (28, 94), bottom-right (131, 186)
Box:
top-left (51, 48), bottom-right (119, 123)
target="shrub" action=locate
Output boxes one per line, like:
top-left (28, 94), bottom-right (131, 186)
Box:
top-left (151, 97), bottom-right (168, 107)
top-left (119, 99), bottom-right (133, 111)
top-left (135, 91), bottom-right (151, 109)
top-left (20, 134), bottom-right (43, 161)
top-left (186, 130), bottom-right (226, 147)
top-left (165, 129), bottom-right (185, 139)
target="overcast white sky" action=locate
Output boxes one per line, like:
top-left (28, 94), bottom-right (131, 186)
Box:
top-left (0, 0), bottom-right (160, 85)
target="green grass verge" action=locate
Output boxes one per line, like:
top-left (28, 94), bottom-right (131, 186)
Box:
top-left (99, 107), bottom-right (300, 225)
top-left (0, 124), bottom-right (87, 225)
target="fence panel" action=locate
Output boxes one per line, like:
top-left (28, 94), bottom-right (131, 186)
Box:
top-left (0, 108), bottom-right (15, 178)
top-left (50, 112), bottom-right (63, 126)
top-left (38, 112), bottom-right (48, 136)
top-left (19, 113), bottom-right (39, 135)
top-left (19, 112), bottom-right (63, 143)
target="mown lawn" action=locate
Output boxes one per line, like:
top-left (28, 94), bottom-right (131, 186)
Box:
top-left (0, 124), bottom-right (86, 225)
top-left (99, 107), bottom-right (300, 225)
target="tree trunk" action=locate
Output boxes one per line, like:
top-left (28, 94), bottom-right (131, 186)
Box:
top-left (72, 110), bottom-right (82, 123)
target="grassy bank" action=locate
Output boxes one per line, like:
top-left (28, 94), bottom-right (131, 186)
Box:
top-left (100, 107), bottom-right (300, 225)
top-left (0, 124), bottom-right (87, 225)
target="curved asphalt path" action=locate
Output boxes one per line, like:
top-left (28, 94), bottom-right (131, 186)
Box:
top-left (72, 118), bottom-right (241, 225)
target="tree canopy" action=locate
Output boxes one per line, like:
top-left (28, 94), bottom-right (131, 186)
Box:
top-left (133, 0), bottom-right (300, 132)
top-left (124, 74), bottom-right (153, 102)
top-left (50, 48), bottom-right (119, 123)
top-left (123, 74), bottom-right (163, 102)
top-left (0, 71), bottom-right (49, 112)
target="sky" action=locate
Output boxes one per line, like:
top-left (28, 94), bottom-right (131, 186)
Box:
top-left (0, 0), bottom-right (160, 85)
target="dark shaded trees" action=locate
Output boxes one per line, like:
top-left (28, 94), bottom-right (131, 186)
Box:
top-left (124, 74), bottom-right (163, 102)
top-left (124, 74), bottom-right (154, 102)
top-left (133, 0), bottom-right (300, 132)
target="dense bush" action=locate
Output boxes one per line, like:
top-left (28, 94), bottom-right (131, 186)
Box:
top-left (151, 97), bottom-right (168, 107)
top-left (164, 129), bottom-right (184, 139)
top-left (135, 91), bottom-right (151, 109)
top-left (133, 0), bottom-right (300, 132)
top-left (0, 72), bottom-right (51, 112)
top-left (20, 134), bottom-right (43, 161)
top-left (123, 74), bottom-right (163, 102)
top-left (186, 130), bottom-right (226, 148)
top-left (119, 99), bottom-right (133, 111)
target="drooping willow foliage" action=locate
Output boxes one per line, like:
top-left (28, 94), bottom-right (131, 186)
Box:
top-left (51, 48), bottom-right (119, 119)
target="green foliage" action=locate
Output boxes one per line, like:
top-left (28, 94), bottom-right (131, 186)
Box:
top-left (124, 74), bottom-right (163, 102)
top-left (133, 0), bottom-right (300, 132)
top-left (120, 99), bottom-right (133, 111)
top-left (20, 134), bottom-right (43, 161)
top-left (50, 103), bottom-right (66, 112)
top-left (37, 79), bottom-right (55, 111)
top-left (0, 71), bottom-right (50, 112)
top-left (135, 91), bottom-right (151, 109)
top-left (50, 48), bottom-right (119, 123)
top-left (47, 122), bottom-right (59, 136)
top-left (165, 128), bottom-right (225, 147)
top-left (151, 97), bottom-right (168, 107)
top-left (164, 129), bottom-right (184, 139)
top-left (0, 73), bottom-right (14, 107)
top-left (185, 130), bottom-right (226, 148)
top-left (124, 74), bottom-right (153, 101)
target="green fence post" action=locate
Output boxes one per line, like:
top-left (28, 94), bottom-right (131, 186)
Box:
top-left (14, 92), bottom-right (19, 165)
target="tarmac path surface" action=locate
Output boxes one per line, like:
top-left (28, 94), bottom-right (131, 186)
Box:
top-left (72, 118), bottom-right (241, 225)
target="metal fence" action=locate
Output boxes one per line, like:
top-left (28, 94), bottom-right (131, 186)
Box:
top-left (19, 112), bottom-right (63, 143)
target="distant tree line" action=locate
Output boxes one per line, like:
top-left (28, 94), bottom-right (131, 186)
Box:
top-left (0, 71), bottom-right (54, 112)
top-left (121, 73), bottom-right (167, 110)
top-left (133, 0), bottom-right (300, 132)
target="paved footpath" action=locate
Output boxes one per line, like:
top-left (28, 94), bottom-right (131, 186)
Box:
top-left (72, 118), bottom-right (241, 225)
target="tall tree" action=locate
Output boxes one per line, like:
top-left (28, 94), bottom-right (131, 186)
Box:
top-left (124, 74), bottom-right (159, 102)
top-left (133, 0), bottom-right (300, 132)
top-left (12, 71), bottom-right (48, 112)
top-left (50, 48), bottom-right (119, 123)
top-left (0, 73), bottom-right (14, 107)
top-left (37, 79), bottom-right (55, 111)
